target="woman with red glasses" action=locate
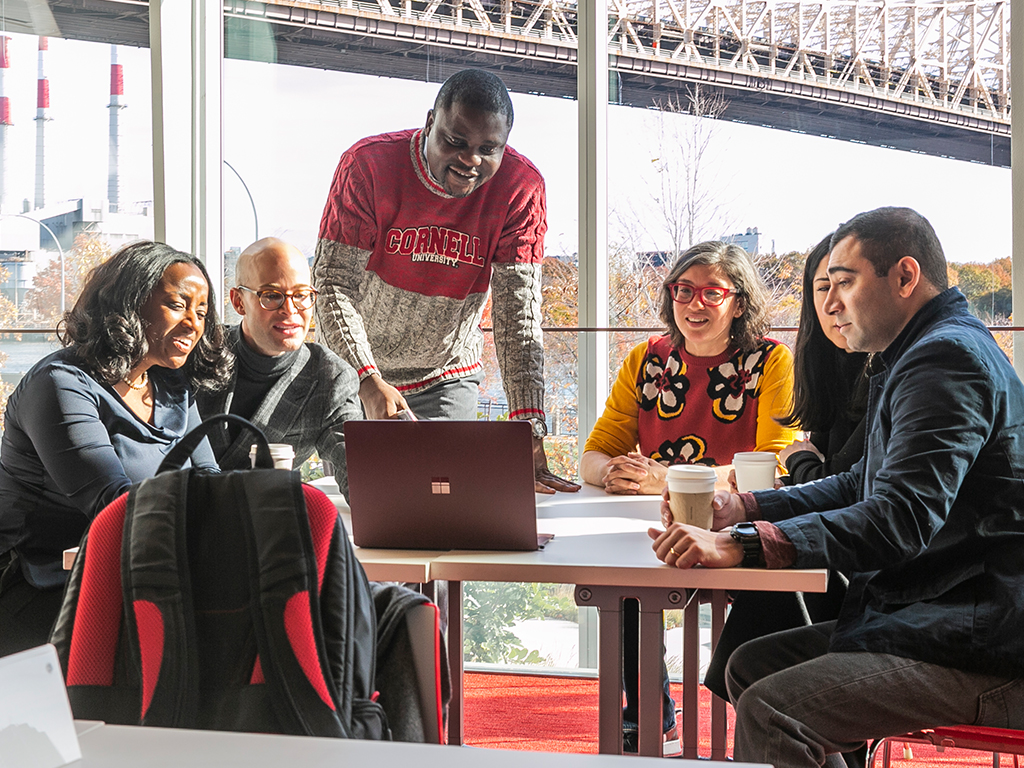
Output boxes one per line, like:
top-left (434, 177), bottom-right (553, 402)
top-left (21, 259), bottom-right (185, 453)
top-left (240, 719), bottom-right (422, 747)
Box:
top-left (582, 240), bottom-right (796, 496)
top-left (581, 240), bottom-right (796, 752)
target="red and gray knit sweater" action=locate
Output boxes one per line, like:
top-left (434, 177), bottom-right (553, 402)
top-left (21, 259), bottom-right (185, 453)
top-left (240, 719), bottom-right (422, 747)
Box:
top-left (314, 128), bottom-right (547, 420)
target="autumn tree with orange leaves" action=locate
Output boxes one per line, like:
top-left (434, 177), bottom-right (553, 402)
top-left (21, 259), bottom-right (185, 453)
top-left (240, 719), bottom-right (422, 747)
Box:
top-left (24, 233), bottom-right (113, 326)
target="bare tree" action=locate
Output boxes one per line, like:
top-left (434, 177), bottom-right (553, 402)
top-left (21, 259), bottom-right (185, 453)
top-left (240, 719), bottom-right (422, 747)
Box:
top-left (605, 85), bottom-right (735, 342)
top-left (643, 85), bottom-right (734, 257)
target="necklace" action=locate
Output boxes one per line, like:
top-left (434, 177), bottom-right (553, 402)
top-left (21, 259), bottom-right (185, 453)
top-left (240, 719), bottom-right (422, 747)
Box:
top-left (122, 371), bottom-right (149, 391)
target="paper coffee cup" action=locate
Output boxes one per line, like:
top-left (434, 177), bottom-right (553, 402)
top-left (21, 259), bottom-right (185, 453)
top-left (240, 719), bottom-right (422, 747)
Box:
top-left (250, 443), bottom-right (295, 470)
top-left (732, 451), bottom-right (778, 492)
top-left (666, 465), bottom-right (717, 529)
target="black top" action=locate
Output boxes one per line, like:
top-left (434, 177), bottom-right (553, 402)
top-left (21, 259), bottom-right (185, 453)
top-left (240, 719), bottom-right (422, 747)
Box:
top-left (785, 413), bottom-right (867, 484)
top-left (783, 353), bottom-right (871, 485)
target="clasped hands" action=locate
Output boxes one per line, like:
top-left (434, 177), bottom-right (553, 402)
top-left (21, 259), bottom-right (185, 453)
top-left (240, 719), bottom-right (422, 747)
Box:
top-left (648, 488), bottom-right (748, 570)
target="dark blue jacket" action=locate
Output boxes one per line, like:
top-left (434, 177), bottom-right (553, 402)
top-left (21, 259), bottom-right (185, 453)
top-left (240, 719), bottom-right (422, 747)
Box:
top-left (756, 288), bottom-right (1024, 676)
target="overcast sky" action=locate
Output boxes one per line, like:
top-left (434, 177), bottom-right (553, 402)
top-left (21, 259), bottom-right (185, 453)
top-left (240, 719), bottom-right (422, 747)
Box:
top-left (0, 33), bottom-right (1011, 265)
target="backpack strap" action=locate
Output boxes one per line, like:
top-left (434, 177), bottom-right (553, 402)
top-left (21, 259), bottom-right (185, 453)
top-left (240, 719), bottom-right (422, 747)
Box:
top-left (53, 492), bottom-right (144, 725)
top-left (158, 414), bottom-right (273, 473)
top-left (120, 470), bottom-right (201, 727)
top-left (239, 471), bottom-right (348, 737)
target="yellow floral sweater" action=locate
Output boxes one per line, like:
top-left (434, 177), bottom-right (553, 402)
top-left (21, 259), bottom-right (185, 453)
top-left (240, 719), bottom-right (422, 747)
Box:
top-left (584, 335), bottom-right (797, 467)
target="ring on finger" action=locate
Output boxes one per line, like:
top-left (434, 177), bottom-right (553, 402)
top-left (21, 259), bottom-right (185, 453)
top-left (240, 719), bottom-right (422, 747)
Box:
top-left (669, 547), bottom-right (679, 556)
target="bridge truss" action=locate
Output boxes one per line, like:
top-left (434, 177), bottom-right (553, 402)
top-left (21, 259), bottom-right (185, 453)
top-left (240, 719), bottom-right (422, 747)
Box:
top-left (314, 0), bottom-right (1009, 121)
top-left (45, 0), bottom-right (1012, 164)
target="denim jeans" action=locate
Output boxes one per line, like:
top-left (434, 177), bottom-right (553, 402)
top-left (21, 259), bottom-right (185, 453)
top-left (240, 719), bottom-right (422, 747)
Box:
top-left (726, 621), bottom-right (1024, 768)
top-left (402, 371), bottom-right (484, 422)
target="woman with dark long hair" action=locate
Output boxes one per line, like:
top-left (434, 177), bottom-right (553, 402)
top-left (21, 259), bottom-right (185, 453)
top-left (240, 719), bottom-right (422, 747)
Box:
top-left (778, 233), bottom-right (870, 482)
top-left (701, 232), bottom-right (870, 703)
top-left (0, 240), bottom-right (233, 657)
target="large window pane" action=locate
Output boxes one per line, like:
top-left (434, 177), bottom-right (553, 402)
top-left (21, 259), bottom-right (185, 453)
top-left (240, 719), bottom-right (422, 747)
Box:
top-left (0, 34), bottom-right (152, 424)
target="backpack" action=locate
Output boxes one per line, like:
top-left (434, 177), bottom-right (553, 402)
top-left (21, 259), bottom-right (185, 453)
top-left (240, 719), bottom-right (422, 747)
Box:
top-left (50, 414), bottom-right (389, 740)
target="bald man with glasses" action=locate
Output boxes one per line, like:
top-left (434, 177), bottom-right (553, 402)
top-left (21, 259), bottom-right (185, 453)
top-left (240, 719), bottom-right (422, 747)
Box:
top-left (196, 237), bottom-right (362, 496)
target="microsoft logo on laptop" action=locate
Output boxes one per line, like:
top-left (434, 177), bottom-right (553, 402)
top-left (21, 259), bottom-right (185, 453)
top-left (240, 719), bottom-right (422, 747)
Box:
top-left (431, 477), bottom-right (451, 495)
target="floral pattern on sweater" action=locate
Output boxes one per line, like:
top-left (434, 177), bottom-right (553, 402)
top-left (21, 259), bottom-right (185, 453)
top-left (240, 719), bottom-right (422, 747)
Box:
top-left (650, 434), bottom-right (709, 465)
top-left (708, 345), bottom-right (769, 423)
top-left (638, 351), bottom-right (689, 419)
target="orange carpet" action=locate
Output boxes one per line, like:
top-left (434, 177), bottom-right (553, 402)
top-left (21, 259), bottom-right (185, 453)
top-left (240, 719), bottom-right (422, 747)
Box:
top-left (463, 672), bottom-right (1000, 766)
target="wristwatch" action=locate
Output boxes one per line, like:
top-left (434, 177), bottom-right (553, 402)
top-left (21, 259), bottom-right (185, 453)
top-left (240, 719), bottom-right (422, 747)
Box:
top-left (729, 522), bottom-right (763, 568)
top-left (516, 416), bottom-right (548, 439)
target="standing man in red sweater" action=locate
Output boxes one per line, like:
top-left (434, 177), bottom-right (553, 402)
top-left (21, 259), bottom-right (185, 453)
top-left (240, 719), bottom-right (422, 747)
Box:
top-left (315, 68), bottom-right (578, 494)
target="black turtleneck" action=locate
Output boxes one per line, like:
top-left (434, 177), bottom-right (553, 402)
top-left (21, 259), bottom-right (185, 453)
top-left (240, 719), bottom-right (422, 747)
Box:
top-left (228, 329), bottom-right (300, 440)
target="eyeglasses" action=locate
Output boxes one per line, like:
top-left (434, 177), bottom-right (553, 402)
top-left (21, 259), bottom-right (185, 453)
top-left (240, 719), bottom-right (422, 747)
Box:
top-left (236, 285), bottom-right (318, 311)
top-left (667, 283), bottom-right (737, 307)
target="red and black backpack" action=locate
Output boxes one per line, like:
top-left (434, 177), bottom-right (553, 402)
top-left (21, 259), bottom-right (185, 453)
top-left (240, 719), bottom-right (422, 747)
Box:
top-left (50, 415), bottom-right (388, 740)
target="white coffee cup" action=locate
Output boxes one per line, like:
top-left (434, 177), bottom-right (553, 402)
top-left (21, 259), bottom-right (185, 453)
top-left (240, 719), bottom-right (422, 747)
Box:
top-left (732, 451), bottom-right (778, 492)
top-left (250, 443), bottom-right (296, 470)
top-left (666, 465), bottom-right (717, 529)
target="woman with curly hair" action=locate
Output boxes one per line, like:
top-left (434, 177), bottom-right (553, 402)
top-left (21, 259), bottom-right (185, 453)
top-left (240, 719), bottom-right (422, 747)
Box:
top-left (581, 241), bottom-right (797, 751)
top-left (0, 240), bottom-right (233, 657)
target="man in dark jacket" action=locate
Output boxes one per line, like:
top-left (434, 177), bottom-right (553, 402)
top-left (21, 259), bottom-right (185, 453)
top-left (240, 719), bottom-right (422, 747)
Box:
top-left (649, 207), bottom-right (1024, 768)
top-left (197, 237), bottom-right (362, 496)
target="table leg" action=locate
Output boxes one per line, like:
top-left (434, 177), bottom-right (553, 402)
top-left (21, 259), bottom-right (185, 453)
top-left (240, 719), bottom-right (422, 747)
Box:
top-left (682, 595), bottom-right (700, 759)
top-left (447, 580), bottom-right (464, 746)
top-left (639, 600), bottom-right (666, 757)
top-left (574, 586), bottom-right (623, 755)
top-left (710, 590), bottom-right (729, 760)
top-left (576, 585), bottom-right (687, 758)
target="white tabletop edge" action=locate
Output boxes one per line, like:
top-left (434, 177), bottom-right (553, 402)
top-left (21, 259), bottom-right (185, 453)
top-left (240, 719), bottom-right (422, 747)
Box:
top-left (75, 722), bottom-right (772, 768)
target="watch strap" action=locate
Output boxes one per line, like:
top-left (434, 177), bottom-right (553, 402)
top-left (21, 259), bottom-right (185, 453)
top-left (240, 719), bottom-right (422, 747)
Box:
top-left (730, 523), bottom-right (763, 568)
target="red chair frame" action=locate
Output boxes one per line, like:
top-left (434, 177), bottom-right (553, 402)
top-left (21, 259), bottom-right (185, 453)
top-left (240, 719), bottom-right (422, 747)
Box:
top-left (869, 726), bottom-right (1024, 768)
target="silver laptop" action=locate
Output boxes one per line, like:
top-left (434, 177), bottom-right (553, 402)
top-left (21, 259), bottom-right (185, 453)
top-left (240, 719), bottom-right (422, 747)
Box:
top-left (344, 419), bottom-right (543, 551)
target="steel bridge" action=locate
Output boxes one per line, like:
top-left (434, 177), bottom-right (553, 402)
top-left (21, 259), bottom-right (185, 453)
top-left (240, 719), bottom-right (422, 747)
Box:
top-left (43, 0), bottom-right (1013, 166)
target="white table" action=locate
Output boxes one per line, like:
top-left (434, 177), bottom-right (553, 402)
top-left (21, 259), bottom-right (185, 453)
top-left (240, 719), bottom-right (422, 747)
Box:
top-left (72, 720), bottom-right (772, 768)
top-left (64, 480), bottom-right (826, 760)
top-left (424, 485), bottom-right (828, 759)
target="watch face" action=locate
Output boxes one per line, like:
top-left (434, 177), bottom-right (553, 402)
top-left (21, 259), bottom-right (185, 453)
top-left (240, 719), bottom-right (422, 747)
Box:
top-left (734, 523), bottom-right (758, 537)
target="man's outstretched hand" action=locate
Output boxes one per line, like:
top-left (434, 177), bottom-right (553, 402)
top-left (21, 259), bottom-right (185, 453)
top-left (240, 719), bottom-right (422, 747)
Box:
top-left (533, 436), bottom-right (581, 495)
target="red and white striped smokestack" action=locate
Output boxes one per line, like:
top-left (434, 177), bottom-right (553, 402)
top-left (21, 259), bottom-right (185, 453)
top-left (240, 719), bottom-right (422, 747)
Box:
top-left (34, 36), bottom-right (50, 211)
top-left (0, 35), bottom-right (12, 213)
top-left (108, 45), bottom-right (124, 213)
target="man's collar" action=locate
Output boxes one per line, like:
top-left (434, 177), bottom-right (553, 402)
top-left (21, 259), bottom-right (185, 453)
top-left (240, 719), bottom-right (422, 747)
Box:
top-left (879, 287), bottom-right (965, 366)
top-left (234, 323), bottom-right (301, 377)
top-left (410, 128), bottom-right (453, 199)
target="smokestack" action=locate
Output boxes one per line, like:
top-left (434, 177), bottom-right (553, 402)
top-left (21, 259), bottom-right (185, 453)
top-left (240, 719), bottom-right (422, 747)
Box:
top-left (0, 36), bottom-right (11, 214)
top-left (108, 45), bottom-right (124, 214)
top-left (34, 36), bottom-right (50, 211)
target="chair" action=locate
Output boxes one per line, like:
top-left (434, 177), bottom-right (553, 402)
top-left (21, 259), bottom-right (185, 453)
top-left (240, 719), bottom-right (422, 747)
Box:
top-left (869, 726), bottom-right (1024, 768)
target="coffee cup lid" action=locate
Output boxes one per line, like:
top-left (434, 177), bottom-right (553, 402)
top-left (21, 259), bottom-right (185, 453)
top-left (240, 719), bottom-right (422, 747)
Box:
top-left (733, 451), bottom-right (777, 463)
top-left (250, 443), bottom-right (295, 457)
top-left (666, 464), bottom-right (717, 493)
top-left (667, 465), bottom-right (717, 480)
